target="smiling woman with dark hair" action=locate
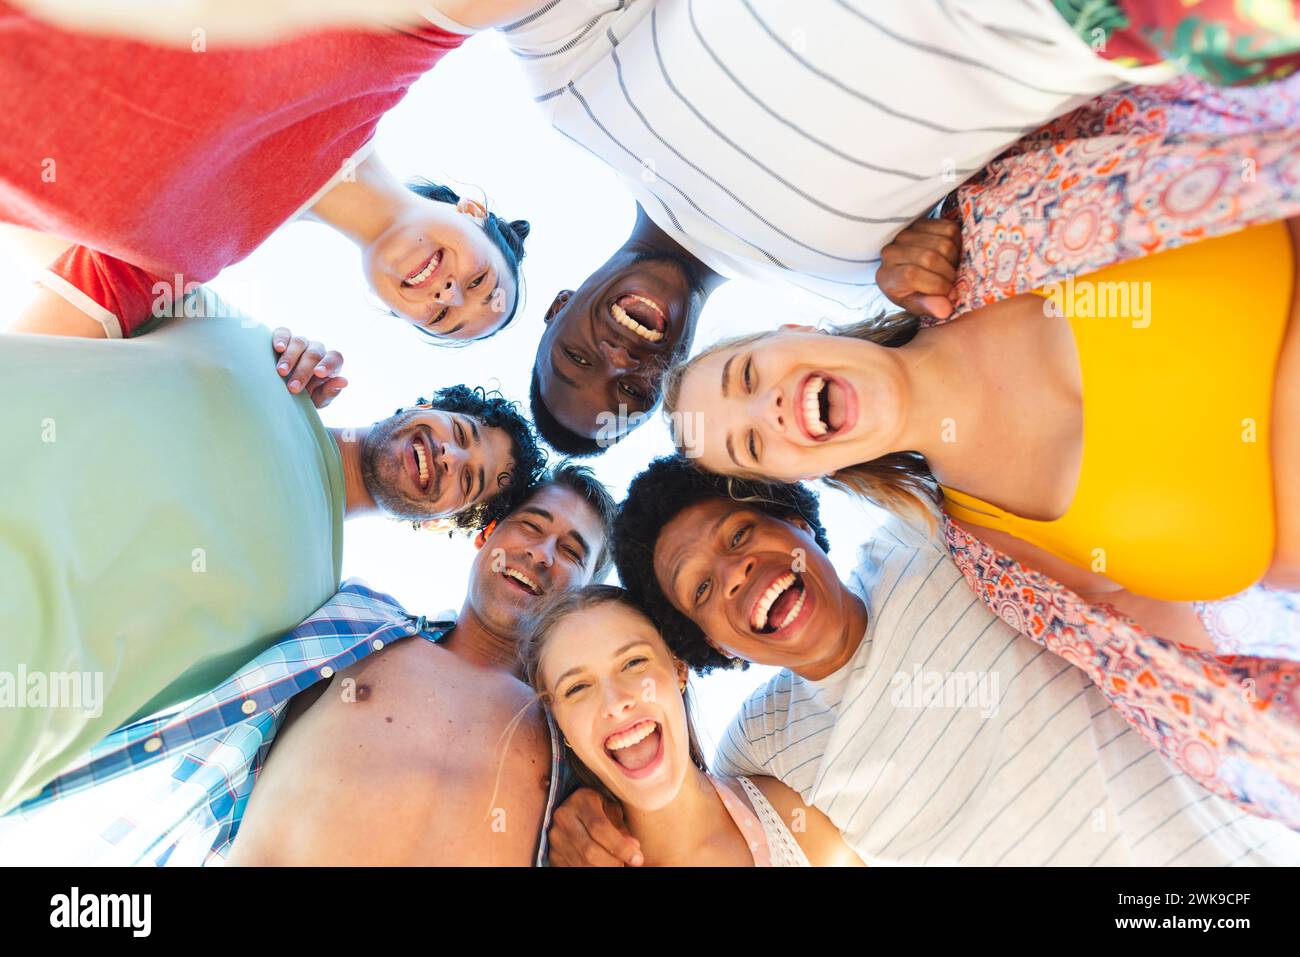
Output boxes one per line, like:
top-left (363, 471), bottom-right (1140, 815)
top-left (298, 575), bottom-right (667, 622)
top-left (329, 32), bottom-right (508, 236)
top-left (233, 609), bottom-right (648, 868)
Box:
top-left (0, 7), bottom-right (534, 347)
top-left (612, 455), bottom-right (830, 673)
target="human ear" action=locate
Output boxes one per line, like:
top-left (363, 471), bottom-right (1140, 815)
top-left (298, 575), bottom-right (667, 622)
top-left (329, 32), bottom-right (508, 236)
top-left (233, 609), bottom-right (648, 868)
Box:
top-left (545, 291), bottom-right (574, 324)
top-left (456, 197), bottom-right (488, 222)
top-left (473, 519), bottom-right (498, 550)
top-left (673, 657), bottom-right (689, 691)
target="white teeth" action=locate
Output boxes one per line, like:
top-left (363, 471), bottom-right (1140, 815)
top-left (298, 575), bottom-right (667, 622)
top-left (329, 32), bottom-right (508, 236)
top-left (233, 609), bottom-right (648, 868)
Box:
top-left (606, 719), bottom-right (657, 751)
top-left (775, 584), bottom-right (806, 630)
top-left (403, 249), bottom-right (440, 286)
top-left (413, 439), bottom-right (429, 488)
top-left (610, 300), bottom-right (665, 342)
top-left (503, 567), bottom-right (540, 594)
top-left (804, 375), bottom-right (827, 437)
top-left (751, 572), bottom-right (797, 630)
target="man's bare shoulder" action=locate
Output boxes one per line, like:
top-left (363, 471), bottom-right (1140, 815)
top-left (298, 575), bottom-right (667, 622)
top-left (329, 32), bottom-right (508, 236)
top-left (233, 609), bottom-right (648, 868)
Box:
top-left (228, 637), bottom-right (552, 865)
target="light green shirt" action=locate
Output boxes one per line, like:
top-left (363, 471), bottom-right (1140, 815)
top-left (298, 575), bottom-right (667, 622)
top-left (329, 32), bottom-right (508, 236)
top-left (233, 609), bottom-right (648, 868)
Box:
top-left (0, 316), bottom-right (344, 810)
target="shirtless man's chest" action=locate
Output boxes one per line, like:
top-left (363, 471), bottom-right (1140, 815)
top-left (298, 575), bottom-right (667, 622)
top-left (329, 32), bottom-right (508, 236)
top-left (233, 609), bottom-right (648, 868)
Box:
top-left (227, 637), bottom-right (553, 866)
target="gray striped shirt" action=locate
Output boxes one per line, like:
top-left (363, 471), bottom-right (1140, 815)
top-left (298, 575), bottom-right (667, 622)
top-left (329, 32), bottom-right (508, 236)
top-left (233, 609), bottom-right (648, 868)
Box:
top-left (500, 0), bottom-right (1173, 315)
top-left (714, 518), bottom-right (1300, 865)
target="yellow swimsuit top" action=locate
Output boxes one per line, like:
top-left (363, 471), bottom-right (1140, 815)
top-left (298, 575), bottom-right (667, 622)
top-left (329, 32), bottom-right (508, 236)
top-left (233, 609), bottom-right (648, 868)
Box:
top-left (941, 221), bottom-right (1294, 602)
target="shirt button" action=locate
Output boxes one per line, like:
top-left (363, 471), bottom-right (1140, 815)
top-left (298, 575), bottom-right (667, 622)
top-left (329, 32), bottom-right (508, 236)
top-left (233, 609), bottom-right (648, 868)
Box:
top-left (319, 666), bottom-right (334, 679)
top-left (241, 699), bottom-right (258, 715)
top-left (372, 638), bottom-right (385, 651)
top-left (143, 737), bottom-right (162, 753)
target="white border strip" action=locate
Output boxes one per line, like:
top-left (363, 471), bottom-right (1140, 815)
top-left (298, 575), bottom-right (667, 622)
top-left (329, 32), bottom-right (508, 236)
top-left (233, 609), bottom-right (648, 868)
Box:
top-left (420, 3), bottom-right (478, 35)
top-left (35, 269), bottom-right (124, 339)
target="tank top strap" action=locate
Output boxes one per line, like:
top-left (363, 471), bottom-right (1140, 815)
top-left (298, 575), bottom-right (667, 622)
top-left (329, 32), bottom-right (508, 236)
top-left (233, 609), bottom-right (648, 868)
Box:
top-left (940, 484), bottom-right (1035, 538)
top-left (706, 774), bottom-right (771, 867)
top-left (735, 776), bottom-right (812, 867)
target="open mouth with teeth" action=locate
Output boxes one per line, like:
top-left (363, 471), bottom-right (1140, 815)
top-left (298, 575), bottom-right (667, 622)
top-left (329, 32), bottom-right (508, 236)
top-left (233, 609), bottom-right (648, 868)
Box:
top-left (795, 372), bottom-right (856, 442)
top-left (412, 435), bottom-right (431, 491)
top-left (749, 571), bottom-right (810, 635)
top-left (609, 293), bottom-right (667, 343)
top-left (501, 566), bottom-right (543, 596)
top-left (604, 718), bottom-right (664, 777)
top-left (406, 432), bottom-right (441, 499)
top-left (402, 248), bottom-right (444, 288)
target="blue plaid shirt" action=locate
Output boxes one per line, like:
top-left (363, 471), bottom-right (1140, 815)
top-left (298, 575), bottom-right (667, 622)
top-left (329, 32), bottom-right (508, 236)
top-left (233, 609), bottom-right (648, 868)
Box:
top-left (8, 580), bottom-right (563, 866)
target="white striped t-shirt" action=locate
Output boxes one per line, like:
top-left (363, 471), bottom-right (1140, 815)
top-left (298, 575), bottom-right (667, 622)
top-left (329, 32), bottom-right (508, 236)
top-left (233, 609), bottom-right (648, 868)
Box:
top-left (714, 518), bottom-right (1300, 866)
top-left (497, 0), bottom-right (1173, 316)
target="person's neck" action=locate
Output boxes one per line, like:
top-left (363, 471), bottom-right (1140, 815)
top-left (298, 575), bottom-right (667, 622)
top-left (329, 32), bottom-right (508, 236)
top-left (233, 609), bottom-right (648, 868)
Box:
top-left (624, 205), bottom-right (725, 297)
top-left (791, 587), bottom-right (868, 682)
top-left (841, 325), bottom-right (984, 477)
top-left (307, 155), bottom-right (408, 249)
top-left (329, 427), bottom-right (379, 518)
top-left (623, 766), bottom-right (741, 866)
top-left (445, 601), bottom-right (520, 672)
top-left (896, 321), bottom-right (1003, 483)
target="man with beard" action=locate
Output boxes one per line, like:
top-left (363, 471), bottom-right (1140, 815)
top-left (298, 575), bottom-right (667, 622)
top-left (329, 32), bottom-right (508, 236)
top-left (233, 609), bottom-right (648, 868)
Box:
top-left (547, 457), bottom-right (1300, 866)
top-left (0, 311), bottom-right (544, 811)
top-left (224, 464), bottom-right (615, 865)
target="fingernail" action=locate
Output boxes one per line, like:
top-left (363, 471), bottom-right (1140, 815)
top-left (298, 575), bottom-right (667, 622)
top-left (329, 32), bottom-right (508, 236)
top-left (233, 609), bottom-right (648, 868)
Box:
top-left (274, 340), bottom-right (286, 349)
top-left (278, 363), bottom-right (288, 373)
top-left (289, 379), bottom-right (300, 391)
top-left (314, 365), bottom-right (327, 376)
top-left (631, 852), bottom-right (644, 866)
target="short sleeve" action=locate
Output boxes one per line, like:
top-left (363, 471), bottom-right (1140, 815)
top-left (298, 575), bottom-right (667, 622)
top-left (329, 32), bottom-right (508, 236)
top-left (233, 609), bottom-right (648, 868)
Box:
top-left (712, 703), bottom-right (765, 779)
top-left (38, 246), bottom-right (166, 339)
top-left (496, 0), bottom-right (650, 99)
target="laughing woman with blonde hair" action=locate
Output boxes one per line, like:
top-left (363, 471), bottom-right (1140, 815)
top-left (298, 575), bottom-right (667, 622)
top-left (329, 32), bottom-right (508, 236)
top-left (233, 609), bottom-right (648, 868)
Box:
top-left (519, 585), bottom-right (864, 868)
top-left (665, 214), bottom-right (1300, 651)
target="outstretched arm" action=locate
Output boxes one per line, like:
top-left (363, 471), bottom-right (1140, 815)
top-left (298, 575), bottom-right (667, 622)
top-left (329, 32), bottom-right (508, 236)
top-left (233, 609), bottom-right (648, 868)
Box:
top-left (9, 0), bottom-right (553, 41)
top-left (9, 286), bottom-right (109, 338)
top-left (748, 776), bottom-right (866, 867)
top-left (546, 787), bottom-right (643, 867)
top-left (949, 517), bottom-right (1218, 653)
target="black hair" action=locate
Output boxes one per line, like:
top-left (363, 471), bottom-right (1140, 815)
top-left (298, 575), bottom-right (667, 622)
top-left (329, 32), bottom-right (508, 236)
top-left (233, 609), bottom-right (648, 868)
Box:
top-left (529, 366), bottom-right (606, 458)
top-left (508, 461), bottom-right (618, 580)
top-left (407, 384), bottom-right (547, 532)
top-left (406, 179), bottom-right (531, 343)
top-left (613, 455), bottom-right (831, 673)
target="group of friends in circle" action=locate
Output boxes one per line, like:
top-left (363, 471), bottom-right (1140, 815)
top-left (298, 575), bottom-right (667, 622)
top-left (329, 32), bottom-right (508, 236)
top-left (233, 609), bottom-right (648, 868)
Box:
top-left (2, 0), bottom-right (1300, 865)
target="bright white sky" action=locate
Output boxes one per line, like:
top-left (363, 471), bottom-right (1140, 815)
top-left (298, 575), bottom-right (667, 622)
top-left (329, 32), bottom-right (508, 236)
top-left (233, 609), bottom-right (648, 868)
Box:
top-left (0, 31), bottom-right (887, 862)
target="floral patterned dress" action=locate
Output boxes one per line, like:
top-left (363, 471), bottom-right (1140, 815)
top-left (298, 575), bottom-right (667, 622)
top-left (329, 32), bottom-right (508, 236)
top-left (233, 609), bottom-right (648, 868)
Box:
top-left (927, 73), bottom-right (1300, 828)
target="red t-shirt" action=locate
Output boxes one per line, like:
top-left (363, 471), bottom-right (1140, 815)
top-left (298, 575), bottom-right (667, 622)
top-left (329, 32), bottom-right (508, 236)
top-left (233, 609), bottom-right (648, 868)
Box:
top-left (0, 2), bottom-right (467, 335)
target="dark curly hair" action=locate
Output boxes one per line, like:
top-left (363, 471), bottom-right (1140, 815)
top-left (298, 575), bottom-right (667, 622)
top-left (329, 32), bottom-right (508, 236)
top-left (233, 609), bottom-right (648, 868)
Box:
top-left (613, 456), bottom-right (831, 673)
top-left (406, 180), bottom-right (531, 344)
top-left (528, 366), bottom-right (606, 457)
top-left (402, 384), bottom-right (547, 532)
